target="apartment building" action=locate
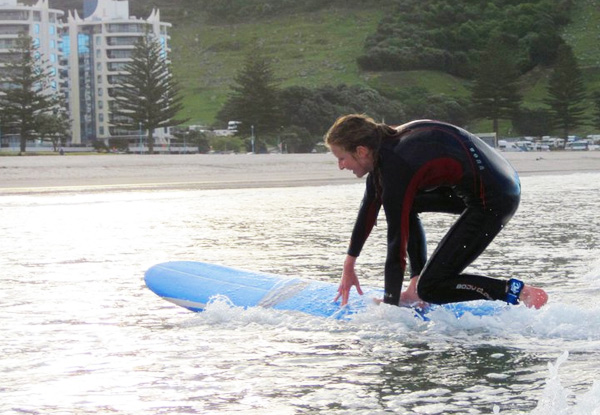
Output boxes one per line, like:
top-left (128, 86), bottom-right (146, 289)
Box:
top-left (0, 0), bottom-right (63, 147)
top-left (65, 0), bottom-right (171, 145)
top-left (1, 0), bottom-right (171, 147)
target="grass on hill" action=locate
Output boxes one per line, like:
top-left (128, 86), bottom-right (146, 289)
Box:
top-left (364, 70), bottom-right (472, 99)
top-left (170, 8), bottom-right (383, 126)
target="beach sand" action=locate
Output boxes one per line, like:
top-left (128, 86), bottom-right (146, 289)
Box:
top-left (1, 151), bottom-right (599, 194)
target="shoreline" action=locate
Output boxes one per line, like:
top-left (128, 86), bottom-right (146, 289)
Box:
top-left (1, 151), bottom-right (599, 194)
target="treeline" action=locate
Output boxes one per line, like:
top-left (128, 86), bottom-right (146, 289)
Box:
top-left (211, 50), bottom-right (473, 153)
top-left (358, 0), bottom-right (572, 78)
top-left (189, 83), bottom-right (406, 154)
top-left (209, 37), bottom-right (600, 153)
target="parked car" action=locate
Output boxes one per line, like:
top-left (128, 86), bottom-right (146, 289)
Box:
top-left (566, 141), bottom-right (589, 151)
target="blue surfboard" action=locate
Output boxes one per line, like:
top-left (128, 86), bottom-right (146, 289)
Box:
top-left (144, 261), bottom-right (507, 320)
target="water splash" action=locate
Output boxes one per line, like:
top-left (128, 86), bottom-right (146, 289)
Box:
top-left (493, 351), bottom-right (600, 415)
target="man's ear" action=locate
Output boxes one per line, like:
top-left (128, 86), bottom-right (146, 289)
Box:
top-left (355, 145), bottom-right (370, 159)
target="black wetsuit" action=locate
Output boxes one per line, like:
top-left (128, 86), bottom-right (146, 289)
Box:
top-left (347, 120), bottom-right (521, 306)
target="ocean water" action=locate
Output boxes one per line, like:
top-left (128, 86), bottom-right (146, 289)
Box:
top-left (1, 172), bottom-right (599, 415)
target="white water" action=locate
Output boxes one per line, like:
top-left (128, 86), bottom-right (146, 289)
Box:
top-left (1, 172), bottom-right (599, 414)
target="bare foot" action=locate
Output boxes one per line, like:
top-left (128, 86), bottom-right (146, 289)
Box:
top-left (519, 285), bottom-right (548, 309)
top-left (372, 277), bottom-right (429, 309)
top-left (399, 276), bottom-right (429, 309)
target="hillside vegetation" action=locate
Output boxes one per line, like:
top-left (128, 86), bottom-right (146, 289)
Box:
top-left (170, 8), bottom-right (385, 127)
top-left (169, 0), bottom-right (600, 136)
top-left (48, 0), bottom-right (600, 135)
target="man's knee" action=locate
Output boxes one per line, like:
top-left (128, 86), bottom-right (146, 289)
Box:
top-left (416, 280), bottom-right (439, 304)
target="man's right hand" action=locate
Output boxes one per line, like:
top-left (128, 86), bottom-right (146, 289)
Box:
top-left (334, 255), bottom-right (364, 306)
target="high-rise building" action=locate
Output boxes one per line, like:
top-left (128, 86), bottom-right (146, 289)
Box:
top-left (64, 0), bottom-right (171, 145)
top-left (1, 0), bottom-right (171, 147)
top-left (0, 0), bottom-right (64, 147)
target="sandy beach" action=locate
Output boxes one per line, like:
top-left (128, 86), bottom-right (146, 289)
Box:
top-left (1, 151), bottom-right (599, 194)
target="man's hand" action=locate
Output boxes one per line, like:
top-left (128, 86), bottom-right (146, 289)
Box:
top-left (334, 255), bottom-right (364, 306)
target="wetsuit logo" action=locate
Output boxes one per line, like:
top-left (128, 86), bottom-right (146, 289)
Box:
top-left (470, 147), bottom-right (485, 171)
top-left (455, 283), bottom-right (493, 300)
top-left (509, 280), bottom-right (523, 294)
top-left (506, 278), bottom-right (524, 304)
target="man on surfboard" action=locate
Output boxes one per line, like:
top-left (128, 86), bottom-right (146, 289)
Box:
top-left (325, 114), bottom-right (548, 309)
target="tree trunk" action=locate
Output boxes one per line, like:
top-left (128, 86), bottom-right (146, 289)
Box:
top-left (148, 130), bottom-right (154, 154)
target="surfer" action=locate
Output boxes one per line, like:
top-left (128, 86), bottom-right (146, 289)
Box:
top-left (325, 114), bottom-right (548, 309)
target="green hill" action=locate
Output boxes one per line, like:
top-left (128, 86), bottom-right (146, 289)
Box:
top-left (168, 0), bottom-right (600, 135)
top-left (48, 0), bottom-right (600, 134)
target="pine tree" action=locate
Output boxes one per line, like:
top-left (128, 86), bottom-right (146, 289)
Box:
top-left (544, 44), bottom-right (587, 143)
top-left (217, 47), bottom-right (282, 142)
top-left (0, 34), bottom-right (58, 153)
top-left (111, 33), bottom-right (186, 153)
top-left (470, 38), bottom-right (522, 139)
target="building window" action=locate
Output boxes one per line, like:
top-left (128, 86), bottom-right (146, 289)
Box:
top-left (99, 126), bottom-right (104, 135)
top-left (0, 11), bottom-right (28, 20)
top-left (78, 34), bottom-right (90, 53)
top-left (62, 35), bottom-right (71, 56)
top-left (33, 24), bottom-right (40, 34)
top-left (49, 25), bottom-right (55, 35)
top-left (107, 50), bottom-right (132, 59)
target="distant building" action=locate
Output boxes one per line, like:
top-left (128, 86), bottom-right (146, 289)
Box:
top-left (64, 0), bottom-right (172, 145)
top-left (1, 0), bottom-right (172, 147)
top-left (0, 0), bottom-right (63, 146)
top-left (0, 0), bottom-right (63, 84)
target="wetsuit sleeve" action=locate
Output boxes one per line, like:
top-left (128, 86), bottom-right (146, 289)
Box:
top-left (380, 164), bottom-right (414, 306)
top-left (347, 174), bottom-right (381, 258)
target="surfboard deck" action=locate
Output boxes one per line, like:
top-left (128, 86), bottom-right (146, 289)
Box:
top-left (144, 261), bottom-right (507, 320)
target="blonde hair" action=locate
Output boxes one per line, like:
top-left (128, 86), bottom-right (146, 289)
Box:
top-left (324, 114), bottom-right (399, 154)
